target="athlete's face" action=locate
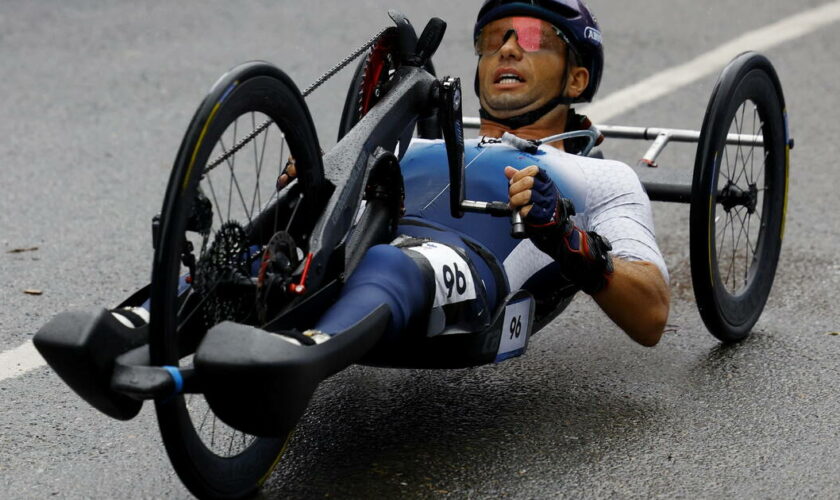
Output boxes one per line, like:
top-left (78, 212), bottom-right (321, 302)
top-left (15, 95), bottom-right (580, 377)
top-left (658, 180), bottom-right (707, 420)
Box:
top-left (477, 17), bottom-right (569, 118)
top-left (476, 17), bottom-right (591, 121)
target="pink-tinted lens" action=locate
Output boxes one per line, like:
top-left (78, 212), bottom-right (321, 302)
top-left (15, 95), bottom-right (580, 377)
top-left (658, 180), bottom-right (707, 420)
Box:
top-left (510, 17), bottom-right (544, 52)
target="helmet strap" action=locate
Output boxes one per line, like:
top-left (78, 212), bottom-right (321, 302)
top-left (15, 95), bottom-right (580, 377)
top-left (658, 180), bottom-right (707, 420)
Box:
top-left (479, 93), bottom-right (571, 129)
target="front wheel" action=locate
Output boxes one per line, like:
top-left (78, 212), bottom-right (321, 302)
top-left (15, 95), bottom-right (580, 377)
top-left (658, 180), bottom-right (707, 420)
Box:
top-left (690, 52), bottom-right (790, 343)
top-left (149, 61), bottom-right (326, 499)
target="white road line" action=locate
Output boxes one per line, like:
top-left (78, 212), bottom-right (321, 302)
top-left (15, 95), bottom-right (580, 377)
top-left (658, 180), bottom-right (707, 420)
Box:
top-left (0, 340), bottom-right (45, 382)
top-left (3, 2), bottom-right (840, 385)
top-left (584, 0), bottom-right (840, 122)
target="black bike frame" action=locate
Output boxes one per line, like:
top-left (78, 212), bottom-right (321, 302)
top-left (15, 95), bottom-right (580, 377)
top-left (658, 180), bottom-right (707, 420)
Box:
top-left (303, 64), bottom-right (438, 293)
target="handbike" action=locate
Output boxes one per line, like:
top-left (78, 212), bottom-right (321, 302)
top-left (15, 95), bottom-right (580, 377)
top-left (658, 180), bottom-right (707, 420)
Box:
top-left (33, 10), bottom-right (791, 500)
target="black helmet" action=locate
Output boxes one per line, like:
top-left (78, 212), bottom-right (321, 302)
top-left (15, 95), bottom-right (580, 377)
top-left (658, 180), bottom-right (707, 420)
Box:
top-left (474, 0), bottom-right (604, 103)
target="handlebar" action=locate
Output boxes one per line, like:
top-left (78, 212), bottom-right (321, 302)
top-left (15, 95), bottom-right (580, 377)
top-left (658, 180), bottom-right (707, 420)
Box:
top-left (388, 11), bottom-right (447, 68)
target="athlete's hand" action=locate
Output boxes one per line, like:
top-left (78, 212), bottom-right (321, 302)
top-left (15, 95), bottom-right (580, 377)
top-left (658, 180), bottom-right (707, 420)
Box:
top-left (276, 156), bottom-right (297, 190)
top-left (504, 165), bottom-right (572, 227)
top-left (504, 165), bottom-right (613, 294)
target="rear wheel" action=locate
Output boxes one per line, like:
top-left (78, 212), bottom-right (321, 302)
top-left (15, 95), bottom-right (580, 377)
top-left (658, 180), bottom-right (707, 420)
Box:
top-left (690, 52), bottom-right (790, 343)
top-left (149, 61), bottom-right (326, 499)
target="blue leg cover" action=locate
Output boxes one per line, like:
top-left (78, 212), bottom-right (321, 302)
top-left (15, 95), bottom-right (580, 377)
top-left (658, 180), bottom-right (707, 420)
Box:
top-left (315, 245), bottom-right (432, 338)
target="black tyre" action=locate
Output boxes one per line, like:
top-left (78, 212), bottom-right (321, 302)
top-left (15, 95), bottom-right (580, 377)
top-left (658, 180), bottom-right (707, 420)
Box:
top-left (337, 27), bottom-right (440, 141)
top-left (149, 61), bottom-right (326, 499)
top-left (690, 52), bottom-right (790, 343)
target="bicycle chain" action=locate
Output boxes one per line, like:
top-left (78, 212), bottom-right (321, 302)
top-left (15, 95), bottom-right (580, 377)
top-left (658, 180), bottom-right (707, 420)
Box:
top-left (205, 28), bottom-right (390, 173)
top-left (301, 27), bottom-right (390, 98)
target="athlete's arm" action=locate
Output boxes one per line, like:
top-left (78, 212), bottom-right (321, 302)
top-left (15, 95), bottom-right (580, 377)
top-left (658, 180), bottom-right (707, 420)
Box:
top-left (505, 165), bottom-right (669, 346)
top-left (590, 259), bottom-right (669, 346)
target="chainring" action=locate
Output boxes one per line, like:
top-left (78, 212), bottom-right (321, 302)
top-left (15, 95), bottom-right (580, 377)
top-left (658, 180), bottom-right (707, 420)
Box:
top-left (358, 28), bottom-right (400, 119)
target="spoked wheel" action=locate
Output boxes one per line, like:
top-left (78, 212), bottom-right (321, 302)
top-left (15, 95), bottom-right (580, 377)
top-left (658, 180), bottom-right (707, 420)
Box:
top-left (149, 61), bottom-right (326, 499)
top-left (690, 52), bottom-right (790, 343)
top-left (337, 27), bottom-right (440, 141)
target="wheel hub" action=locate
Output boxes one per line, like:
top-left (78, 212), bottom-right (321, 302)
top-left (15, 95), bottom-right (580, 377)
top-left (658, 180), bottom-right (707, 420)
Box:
top-left (719, 181), bottom-right (758, 214)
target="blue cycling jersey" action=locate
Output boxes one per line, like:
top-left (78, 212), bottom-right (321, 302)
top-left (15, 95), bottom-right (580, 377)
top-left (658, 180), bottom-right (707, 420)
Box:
top-left (401, 138), bottom-right (588, 259)
top-left (400, 138), bottom-right (668, 290)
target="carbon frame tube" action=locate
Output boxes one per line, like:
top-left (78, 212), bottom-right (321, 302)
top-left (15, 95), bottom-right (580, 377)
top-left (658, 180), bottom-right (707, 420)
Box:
top-left (642, 182), bottom-right (692, 203)
top-left (304, 65), bottom-right (437, 292)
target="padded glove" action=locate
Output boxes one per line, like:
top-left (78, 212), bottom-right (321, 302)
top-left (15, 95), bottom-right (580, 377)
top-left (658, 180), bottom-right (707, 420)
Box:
top-left (522, 168), bottom-right (614, 294)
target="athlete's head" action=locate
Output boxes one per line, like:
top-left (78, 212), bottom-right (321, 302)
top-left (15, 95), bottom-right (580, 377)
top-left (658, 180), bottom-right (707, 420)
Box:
top-left (473, 0), bottom-right (603, 126)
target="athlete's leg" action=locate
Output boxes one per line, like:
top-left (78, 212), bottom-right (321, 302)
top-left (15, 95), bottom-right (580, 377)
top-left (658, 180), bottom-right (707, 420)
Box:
top-left (312, 223), bottom-right (506, 341)
top-left (314, 244), bottom-right (434, 338)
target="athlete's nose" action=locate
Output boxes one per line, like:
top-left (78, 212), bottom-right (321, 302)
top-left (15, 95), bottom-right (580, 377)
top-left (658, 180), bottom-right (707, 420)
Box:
top-left (498, 30), bottom-right (525, 60)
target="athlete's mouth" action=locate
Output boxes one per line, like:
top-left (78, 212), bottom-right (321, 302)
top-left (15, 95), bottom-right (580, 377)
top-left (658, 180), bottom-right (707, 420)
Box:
top-left (494, 69), bottom-right (525, 84)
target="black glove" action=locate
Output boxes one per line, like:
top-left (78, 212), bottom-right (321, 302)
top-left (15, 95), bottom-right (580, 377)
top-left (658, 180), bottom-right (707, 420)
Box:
top-left (523, 168), bottom-right (614, 295)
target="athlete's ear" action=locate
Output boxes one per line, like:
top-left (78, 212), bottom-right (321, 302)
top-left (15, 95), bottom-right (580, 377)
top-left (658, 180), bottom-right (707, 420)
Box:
top-left (565, 66), bottom-right (590, 99)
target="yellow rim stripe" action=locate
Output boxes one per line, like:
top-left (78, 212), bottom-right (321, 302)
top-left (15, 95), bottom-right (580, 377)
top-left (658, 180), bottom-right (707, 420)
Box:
top-left (181, 81), bottom-right (239, 193)
top-left (182, 102), bottom-right (221, 192)
top-left (780, 109), bottom-right (790, 240)
top-left (258, 430), bottom-right (295, 486)
top-left (708, 151), bottom-right (718, 287)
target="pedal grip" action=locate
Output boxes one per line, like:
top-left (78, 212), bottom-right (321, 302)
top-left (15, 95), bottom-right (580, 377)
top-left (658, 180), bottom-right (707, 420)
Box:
top-left (415, 17), bottom-right (447, 65)
top-left (196, 305), bottom-right (390, 437)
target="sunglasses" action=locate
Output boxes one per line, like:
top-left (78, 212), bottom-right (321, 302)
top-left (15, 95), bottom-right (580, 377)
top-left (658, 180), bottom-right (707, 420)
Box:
top-left (475, 17), bottom-right (568, 56)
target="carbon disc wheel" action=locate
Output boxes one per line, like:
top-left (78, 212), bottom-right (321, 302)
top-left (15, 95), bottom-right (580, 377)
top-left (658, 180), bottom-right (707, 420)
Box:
top-left (690, 52), bottom-right (790, 343)
top-left (149, 61), bottom-right (326, 499)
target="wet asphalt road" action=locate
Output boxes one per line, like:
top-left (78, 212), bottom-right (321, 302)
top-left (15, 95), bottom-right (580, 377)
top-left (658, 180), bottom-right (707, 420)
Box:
top-left (1, 0), bottom-right (839, 498)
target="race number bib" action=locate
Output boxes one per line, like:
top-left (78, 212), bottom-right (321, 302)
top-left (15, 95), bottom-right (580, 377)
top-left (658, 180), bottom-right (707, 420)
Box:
top-left (409, 242), bottom-right (477, 307)
top-left (495, 297), bottom-right (533, 362)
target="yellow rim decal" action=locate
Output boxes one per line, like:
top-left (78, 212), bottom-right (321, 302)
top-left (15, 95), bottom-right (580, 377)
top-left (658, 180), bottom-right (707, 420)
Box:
top-left (781, 144), bottom-right (789, 240)
top-left (181, 81), bottom-right (239, 193)
top-left (708, 151), bottom-right (718, 287)
top-left (708, 194), bottom-right (714, 286)
top-left (182, 102), bottom-right (221, 192)
top-left (258, 430), bottom-right (295, 486)
top-left (780, 109), bottom-right (790, 240)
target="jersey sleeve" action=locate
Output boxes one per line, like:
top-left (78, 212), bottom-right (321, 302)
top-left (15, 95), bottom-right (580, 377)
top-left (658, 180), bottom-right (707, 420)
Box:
top-left (575, 158), bottom-right (670, 284)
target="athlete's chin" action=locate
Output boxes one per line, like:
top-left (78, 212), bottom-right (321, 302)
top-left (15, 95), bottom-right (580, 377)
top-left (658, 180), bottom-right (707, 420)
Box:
top-left (482, 94), bottom-right (540, 118)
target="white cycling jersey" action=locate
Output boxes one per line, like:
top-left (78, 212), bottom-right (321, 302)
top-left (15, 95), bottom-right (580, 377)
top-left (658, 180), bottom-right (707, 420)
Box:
top-left (502, 143), bottom-right (669, 290)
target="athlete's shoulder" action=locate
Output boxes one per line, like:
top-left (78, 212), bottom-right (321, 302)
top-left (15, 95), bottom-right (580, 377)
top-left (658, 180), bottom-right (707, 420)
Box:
top-left (550, 149), bottom-right (644, 193)
top-left (539, 145), bottom-right (632, 173)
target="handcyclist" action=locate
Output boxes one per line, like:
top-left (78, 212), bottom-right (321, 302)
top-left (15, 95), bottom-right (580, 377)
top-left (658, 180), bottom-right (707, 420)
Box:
top-left (274, 0), bottom-right (671, 347)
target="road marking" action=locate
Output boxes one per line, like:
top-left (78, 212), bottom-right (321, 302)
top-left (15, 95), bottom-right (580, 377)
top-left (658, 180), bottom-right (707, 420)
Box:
top-left (0, 340), bottom-right (45, 383)
top-left (3, 2), bottom-right (840, 384)
top-left (584, 0), bottom-right (840, 122)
